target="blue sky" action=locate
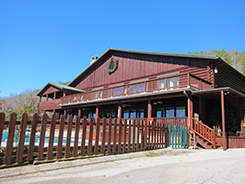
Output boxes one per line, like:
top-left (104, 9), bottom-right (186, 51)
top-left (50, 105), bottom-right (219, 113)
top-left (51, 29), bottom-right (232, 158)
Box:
top-left (0, 0), bottom-right (245, 98)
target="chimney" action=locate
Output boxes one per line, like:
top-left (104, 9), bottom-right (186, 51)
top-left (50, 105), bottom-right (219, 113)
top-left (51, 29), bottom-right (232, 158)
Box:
top-left (91, 56), bottom-right (98, 65)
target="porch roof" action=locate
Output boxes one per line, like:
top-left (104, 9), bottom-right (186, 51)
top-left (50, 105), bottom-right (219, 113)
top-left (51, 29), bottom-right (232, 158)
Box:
top-left (192, 87), bottom-right (245, 99)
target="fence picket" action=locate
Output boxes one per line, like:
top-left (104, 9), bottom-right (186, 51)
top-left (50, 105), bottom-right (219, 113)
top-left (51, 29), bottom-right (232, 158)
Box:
top-left (101, 118), bottom-right (106, 154)
top-left (0, 112), bottom-right (5, 149)
top-left (28, 113), bottom-right (38, 162)
top-left (132, 120), bottom-right (136, 151)
top-left (37, 113), bottom-right (48, 160)
top-left (65, 115), bottom-right (73, 158)
top-left (123, 119), bottom-right (127, 153)
top-left (16, 113), bottom-right (28, 163)
top-left (107, 118), bottom-right (112, 154)
top-left (47, 114), bottom-right (56, 159)
top-left (118, 119), bottom-right (122, 153)
top-left (57, 115), bottom-right (65, 159)
top-left (94, 117), bottom-right (100, 155)
top-left (72, 116), bottom-right (80, 157)
top-left (113, 118), bottom-right (117, 154)
top-left (88, 118), bottom-right (94, 155)
top-left (128, 119), bottom-right (132, 152)
top-left (81, 117), bottom-right (87, 156)
top-left (5, 113), bottom-right (17, 164)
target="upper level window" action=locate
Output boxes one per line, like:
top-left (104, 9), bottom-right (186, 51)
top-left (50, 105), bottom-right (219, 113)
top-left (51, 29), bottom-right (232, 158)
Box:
top-left (167, 77), bottom-right (179, 88)
top-left (129, 83), bottom-right (145, 93)
top-left (156, 79), bottom-right (165, 89)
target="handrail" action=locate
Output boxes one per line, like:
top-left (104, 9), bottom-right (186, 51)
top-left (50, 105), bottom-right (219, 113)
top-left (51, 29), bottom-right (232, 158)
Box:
top-left (192, 118), bottom-right (216, 148)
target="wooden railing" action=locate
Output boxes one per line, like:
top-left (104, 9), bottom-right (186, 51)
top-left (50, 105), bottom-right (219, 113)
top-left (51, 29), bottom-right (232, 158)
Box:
top-left (0, 112), bottom-right (167, 168)
top-left (59, 73), bottom-right (212, 105)
top-left (38, 98), bottom-right (62, 111)
top-left (156, 117), bottom-right (187, 127)
top-left (191, 118), bottom-right (216, 148)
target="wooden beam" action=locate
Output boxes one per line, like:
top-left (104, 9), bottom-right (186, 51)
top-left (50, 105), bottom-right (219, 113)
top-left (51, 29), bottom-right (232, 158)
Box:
top-left (221, 90), bottom-right (227, 150)
top-left (78, 108), bottom-right (81, 118)
top-left (54, 92), bottom-right (56, 100)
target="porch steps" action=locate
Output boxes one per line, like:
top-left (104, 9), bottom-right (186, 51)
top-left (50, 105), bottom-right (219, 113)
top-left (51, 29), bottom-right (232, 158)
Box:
top-left (195, 134), bottom-right (220, 149)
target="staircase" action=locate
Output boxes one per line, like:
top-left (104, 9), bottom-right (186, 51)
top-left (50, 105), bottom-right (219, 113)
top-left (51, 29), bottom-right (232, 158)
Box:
top-left (191, 118), bottom-right (217, 149)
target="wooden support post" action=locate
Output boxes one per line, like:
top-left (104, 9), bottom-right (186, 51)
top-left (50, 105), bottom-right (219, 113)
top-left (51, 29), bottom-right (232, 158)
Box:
top-left (46, 94), bottom-right (48, 101)
top-left (64, 109), bottom-right (67, 119)
top-left (221, 90), bottom-right (227, 150)
top-left (78, 108), bottom-right (81, 118)
top-left (54, 92), bottom-right (56, 100)
top-left (118, 102), bottom-right (122, 119)
top-left (148, 99), bottom-right (152, 119)
top-left (187, 94), bottom-right (193, 130)
top-left (187, 92), bottom-right (193, 148)
top-left (96, 104), bottom-right (99, 120)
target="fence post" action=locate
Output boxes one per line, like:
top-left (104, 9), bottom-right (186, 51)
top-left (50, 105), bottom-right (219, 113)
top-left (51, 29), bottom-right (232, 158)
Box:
top-left (17, 113), bottom-right (28, 163)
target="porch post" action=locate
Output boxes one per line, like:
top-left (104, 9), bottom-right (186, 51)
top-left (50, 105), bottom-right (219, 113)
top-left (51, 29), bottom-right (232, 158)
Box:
top-left (148, 98), bottom-right (152, 119)
top-left (46, 94), bottom-right (48, 101)
top-left (118, 102), bottom-right (122, 119)
top-left (54, 92), bottom-right (56, 100)
top-left (96, 104), bottom-right (99, 120)
top-left (64, 109), bottom-right (67, 119)
top-left (78, 107), bottom-right (81, 119)
top-left (53, 109), bottom-right (55, 115)
top-left (187, 94), bottom-right (193, 130)
top-left (221, 90), bottom-right (227, 150)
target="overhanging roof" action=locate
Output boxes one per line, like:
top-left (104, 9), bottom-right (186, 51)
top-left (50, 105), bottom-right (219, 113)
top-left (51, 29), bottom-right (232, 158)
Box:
top-left (37, 82), bottom-right (86, 96)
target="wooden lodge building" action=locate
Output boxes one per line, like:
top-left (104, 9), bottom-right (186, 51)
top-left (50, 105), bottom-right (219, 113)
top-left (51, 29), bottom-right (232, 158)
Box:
top-left (37, 48), bottom-right (245, 149)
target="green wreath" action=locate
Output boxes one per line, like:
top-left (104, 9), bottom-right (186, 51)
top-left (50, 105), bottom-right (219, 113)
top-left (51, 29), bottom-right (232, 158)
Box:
top-left (107, 57), bottom-right (118, 74)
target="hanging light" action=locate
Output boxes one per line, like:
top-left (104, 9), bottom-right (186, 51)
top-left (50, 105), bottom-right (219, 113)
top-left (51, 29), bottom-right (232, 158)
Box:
top-left (214, 67), bottom-right (218, 73)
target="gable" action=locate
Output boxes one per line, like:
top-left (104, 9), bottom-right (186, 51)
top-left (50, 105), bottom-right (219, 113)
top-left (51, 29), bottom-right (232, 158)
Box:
top-left (42, 85), bottom-right (61, 96)
top-left (70, 49), bottom-right (214, 91)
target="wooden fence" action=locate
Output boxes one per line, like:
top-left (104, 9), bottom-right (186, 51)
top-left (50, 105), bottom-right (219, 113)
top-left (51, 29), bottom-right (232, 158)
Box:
top-left (0, 112), bottom-right (168, 168)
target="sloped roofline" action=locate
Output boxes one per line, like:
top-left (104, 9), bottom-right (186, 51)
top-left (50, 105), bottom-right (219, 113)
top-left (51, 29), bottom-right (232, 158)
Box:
top-left (37, 82), bottom-right (85, 96)
top-left (68, 48), bottom-right (219, 87)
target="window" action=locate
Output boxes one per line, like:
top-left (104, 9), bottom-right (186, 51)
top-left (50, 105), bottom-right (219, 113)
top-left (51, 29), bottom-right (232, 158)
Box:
top-left (167, 77), bottom-right (179, 88)
top-left (113, 87), bottom-right (124, 96)
top-left (91, 91), bottom-right (99, 99)
top-left (130, 109), bottom-right (136, 118)
top-left (156, 79), bottom-right (165, 89)
top-left (123, 110), bottom-right (129, 118)
top-left (156, 108), bottom-right (165, 118)
top-left (166, 107), bottom-right (175, 117)
top-left (129, 83), bottom-right (145, 93)
top-left (176, 106), bottom-right (185, 117)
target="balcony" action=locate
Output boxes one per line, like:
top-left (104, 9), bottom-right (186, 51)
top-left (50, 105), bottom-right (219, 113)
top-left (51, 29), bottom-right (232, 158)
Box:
top-left (60, 73), bottom-right (212, 105)
top-left (38, 98), bottom-right (62, 111)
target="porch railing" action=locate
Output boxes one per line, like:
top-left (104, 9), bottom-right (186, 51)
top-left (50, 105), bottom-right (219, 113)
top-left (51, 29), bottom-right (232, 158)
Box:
top-left (191, 118), bottom-right (216, 148)
top-left (0, 112), bottom-right (167, 168)
top-left (59, 73), bottom-right (212, 105)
